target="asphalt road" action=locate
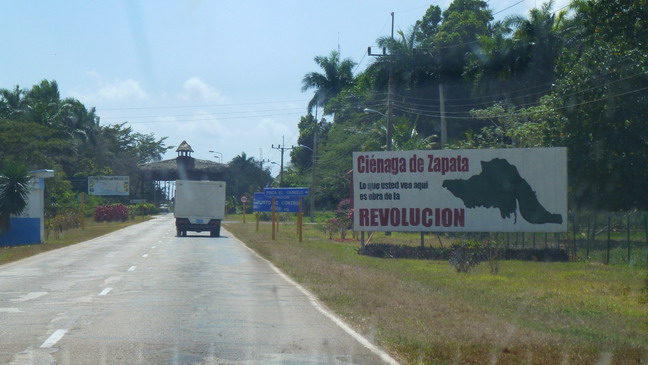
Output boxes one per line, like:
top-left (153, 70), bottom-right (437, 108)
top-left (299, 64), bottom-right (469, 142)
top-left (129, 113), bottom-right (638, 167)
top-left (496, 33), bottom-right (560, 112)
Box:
top-left (0, 215), bottom-right (397, 364)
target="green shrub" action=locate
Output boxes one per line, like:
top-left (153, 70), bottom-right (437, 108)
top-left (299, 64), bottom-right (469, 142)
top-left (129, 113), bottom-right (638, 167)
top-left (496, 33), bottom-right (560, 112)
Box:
top-left (450, 241), bottom-right (486, 273)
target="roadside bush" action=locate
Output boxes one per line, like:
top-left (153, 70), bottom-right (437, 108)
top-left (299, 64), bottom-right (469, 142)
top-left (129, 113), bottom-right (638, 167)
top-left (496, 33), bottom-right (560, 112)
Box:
top-left (128, 202), bottom-right (158, 218)
top-left (94, 204), bottom-right (129, 222)
top-left (335, 198), bottom-right (353, 239)
top-left (450, 241), bottom-right (486, 273)
top-left (45, 211), bottom-right (81, 239)
top-left (359, 244), bottom-right (451, 259)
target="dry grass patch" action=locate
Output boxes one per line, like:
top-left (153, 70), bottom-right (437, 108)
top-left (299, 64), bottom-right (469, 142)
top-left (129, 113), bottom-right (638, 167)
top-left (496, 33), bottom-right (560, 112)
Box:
top-left (225, 220), bottom-right (648, 364)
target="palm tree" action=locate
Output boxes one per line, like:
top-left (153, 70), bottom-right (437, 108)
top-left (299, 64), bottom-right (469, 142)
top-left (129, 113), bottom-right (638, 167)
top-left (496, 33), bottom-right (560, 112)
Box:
top-left (301, 50), bottom-right (356, 115)
top-left (0, 161), bottom-right (31, 236)
top-left (0, 86), bottom-right (28, 120)
top-left (503, 0), bottom-right (567, 96)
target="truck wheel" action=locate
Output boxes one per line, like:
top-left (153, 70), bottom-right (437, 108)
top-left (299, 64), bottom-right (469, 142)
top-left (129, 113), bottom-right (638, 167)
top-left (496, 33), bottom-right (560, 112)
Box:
top-left (176, 229), bottom-right (181, 237)
top-left (182, 230), bottom-right (187, 237)
top-left (210, 230), bottom-right (217, 237)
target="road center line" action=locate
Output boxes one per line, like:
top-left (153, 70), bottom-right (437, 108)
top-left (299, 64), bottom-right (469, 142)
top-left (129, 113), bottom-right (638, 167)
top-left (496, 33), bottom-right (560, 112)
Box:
top-left (40, 329), bottom-right (68, 348)
top-left (128, 266), bottom-right (136, 272)
top-left (142, 254), bottom-right (148, 258)
top-left (98, 287), bottom-right (113, 296)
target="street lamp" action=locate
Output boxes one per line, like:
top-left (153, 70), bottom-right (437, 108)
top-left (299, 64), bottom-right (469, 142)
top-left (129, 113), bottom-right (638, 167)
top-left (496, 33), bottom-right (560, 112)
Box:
top-left (364, 108), bottom-right (392, 150)
top-left (208, 151), bottom-right (223, 163)
top-left (363, 107), bottom-right (393, 236)
top-left (363, 108), bottom-right (385, 117)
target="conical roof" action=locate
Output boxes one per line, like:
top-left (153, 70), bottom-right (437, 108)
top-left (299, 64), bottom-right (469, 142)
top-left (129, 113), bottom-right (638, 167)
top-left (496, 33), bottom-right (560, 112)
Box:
top-left (176, 140), bottom-right (194, 153)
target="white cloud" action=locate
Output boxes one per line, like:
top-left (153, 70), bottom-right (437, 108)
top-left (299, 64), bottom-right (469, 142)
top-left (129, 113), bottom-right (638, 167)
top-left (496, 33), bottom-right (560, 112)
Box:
top-left (71, 71), bottom-right (149, 104)
top-left (178, 77), bottom-right (227, 103)
top-left (96, 78), bottom-right (148, 101)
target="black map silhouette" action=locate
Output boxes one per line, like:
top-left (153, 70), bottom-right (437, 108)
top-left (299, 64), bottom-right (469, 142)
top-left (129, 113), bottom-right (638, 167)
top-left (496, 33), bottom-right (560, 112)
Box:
top-left (442, 158), bottom-right (563, 224)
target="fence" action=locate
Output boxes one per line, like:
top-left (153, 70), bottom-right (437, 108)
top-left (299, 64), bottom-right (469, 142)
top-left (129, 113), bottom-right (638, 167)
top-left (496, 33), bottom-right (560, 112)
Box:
top-left (450, 211), bottom-right (648, 267)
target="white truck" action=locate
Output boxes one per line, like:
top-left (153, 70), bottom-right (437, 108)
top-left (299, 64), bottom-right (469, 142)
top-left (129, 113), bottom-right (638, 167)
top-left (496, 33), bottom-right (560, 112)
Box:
top-left (174, 180), bottom-right (226, 237)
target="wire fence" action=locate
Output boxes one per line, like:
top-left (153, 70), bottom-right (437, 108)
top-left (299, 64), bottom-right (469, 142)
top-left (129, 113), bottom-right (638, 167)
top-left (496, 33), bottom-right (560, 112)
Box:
top-left (455, 211), bottom-right (648, 267)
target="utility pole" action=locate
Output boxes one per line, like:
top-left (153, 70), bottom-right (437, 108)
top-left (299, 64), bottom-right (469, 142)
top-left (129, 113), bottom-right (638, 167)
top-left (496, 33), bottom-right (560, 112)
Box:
top-left (258, 148), bottom-right (269, 169)
top-left (439, 78), bottom-right (447, 148)
top-left (367, 12), bottom-right (395, 236)
top-left (368, 12), bottom-right (395, 151)
top-left (387, 12), bottom-right (395, 151)
top-left (309, 119), bottom-right (320, 223)
top-left (271, 136), bottom-right (293, 187)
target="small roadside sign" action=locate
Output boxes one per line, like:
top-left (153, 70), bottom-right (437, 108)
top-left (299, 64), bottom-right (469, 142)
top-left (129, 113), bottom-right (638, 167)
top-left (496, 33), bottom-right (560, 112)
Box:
top-left (264, 187), bottom-right (309, 197)
top-left (241, 196), bottom-right (248, 203)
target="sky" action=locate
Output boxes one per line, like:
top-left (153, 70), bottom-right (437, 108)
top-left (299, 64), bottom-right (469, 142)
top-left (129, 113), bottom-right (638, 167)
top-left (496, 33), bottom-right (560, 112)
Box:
top-left (1, 0), bottom-right (570, 175)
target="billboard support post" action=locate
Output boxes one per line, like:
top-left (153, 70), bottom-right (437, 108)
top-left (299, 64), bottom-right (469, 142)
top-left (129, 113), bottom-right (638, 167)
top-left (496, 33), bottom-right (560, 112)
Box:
top-left (272, 197), bottom-right (276, 240)
top-left (81, 192), bottom-right (85, 230)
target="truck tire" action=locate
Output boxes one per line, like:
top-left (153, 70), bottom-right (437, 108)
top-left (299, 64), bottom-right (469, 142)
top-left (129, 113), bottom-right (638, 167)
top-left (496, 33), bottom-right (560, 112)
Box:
top-left (211, 226), bottom-right (221, 237)
top-left (176, 229), bottom-right (181, 237)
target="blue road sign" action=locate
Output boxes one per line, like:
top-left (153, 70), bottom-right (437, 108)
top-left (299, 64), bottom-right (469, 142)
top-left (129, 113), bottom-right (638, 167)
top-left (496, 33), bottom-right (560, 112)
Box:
top-left (253, 192), bottom-right (301, 213)
top-left (263, 187), bottom-right (309, 197)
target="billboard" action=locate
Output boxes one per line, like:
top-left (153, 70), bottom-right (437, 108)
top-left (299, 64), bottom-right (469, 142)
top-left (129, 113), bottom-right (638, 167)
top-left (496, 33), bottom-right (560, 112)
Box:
top-left (352, 148), bottom-right (567, 232)
top-left (88, 176), bottom-right (129, 196)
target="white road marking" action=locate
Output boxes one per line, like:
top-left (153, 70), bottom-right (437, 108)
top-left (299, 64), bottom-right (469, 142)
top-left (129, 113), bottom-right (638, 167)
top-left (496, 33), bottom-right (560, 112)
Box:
top-left (152, 246), bottom-right (156, 249)
top-left (0, 308), bottom-right (23, 313)
top-left (98, 287), bottom-right (113, 296)
top-left (142, 254), bottom-right (148, 258)
top-left (128, 266), bottom-right (136, 272)
top-left (40, 329), bottom-right (68, 348)
top-left (11, 292), bottom-right (48, 302)
top-left (230, 229), bottom-right (400, 365)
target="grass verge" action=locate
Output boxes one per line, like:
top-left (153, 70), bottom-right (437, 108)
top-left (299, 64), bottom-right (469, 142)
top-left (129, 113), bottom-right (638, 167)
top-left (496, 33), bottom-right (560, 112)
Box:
top-left (0, 216), bottom-right (151, 266)
top-left (224, 217), bottom-right (648, 365)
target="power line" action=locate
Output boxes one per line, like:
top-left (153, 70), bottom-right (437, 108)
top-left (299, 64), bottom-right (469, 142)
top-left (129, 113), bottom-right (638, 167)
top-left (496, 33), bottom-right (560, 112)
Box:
top-left (493, 0), bottom-right (525, 15)
top-left (100, 106), bottom-right (305, 120)
top-left (96, 98), bottom-right (309, 112)
top-left (114, 111), bottom-right (303, 124)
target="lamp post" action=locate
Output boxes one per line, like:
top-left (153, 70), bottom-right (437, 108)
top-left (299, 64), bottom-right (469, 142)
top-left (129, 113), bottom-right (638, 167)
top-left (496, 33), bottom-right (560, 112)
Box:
top-left (208, 151), bottom-right (223, 163)
top-left (298, 144), bottom-right (317, 223)
top-left (363, 108), bottom-right (391, 151)
top-left (363, 107), bottom-right (393, 236)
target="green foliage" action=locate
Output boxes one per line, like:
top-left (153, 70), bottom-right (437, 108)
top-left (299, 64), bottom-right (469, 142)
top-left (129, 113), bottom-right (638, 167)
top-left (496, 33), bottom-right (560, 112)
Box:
top-left (302, 50), bottom-right (356, 115)
top-left (0, 161), bottom-right (31, 235)
top-left (45, 211), bottom-right (81, 239)
top-left (128, 203), bottom-right (158, 218)
top-left (225, 152), bottom-right (273, 210)
top-left (449, 240), bottom-right (485, 273)
top-left (293, 0), bottom-right (648, 212)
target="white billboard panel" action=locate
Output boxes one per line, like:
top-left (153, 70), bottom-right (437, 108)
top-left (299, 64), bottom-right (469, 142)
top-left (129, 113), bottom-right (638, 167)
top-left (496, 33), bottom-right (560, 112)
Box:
top-left (353, 148), bottom-right (567, 232)
top-left (88, 176), bottom-right (130, 196)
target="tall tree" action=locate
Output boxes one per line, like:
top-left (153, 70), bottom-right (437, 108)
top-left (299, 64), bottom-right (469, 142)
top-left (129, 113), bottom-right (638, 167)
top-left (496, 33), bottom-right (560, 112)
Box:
top-left (301, 50), bottom-right (356, 115)
top-left (224, 152), bottom-right (273, 202)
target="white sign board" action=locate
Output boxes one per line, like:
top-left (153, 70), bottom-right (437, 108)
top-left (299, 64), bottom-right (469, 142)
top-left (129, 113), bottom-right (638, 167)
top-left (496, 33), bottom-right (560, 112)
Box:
top-left (353, 148), bottom-right (567, 232)
top-left (88, 176), bottom-right (130, 196)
